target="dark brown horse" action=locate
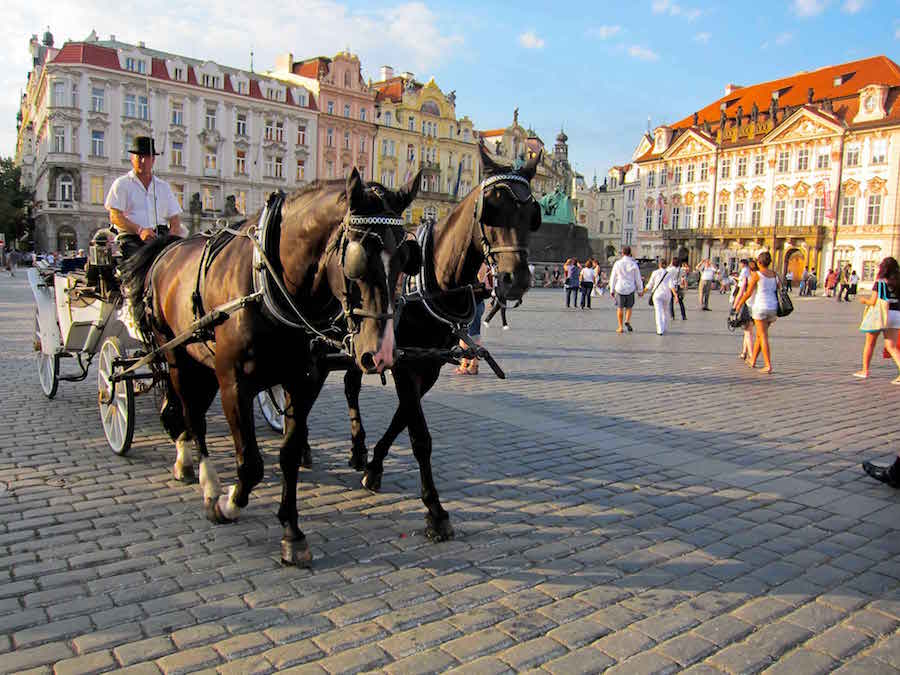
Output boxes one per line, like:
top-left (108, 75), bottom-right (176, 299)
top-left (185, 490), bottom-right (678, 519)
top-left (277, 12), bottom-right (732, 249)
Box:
top-left (121, 169), bottom-right (420, 564)
top-left (298, 146), bottom-right (541, 541)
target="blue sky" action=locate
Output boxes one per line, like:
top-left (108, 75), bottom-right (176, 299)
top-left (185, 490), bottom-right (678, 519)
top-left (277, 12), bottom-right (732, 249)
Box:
top-left (4, 1), bottom-right (898, 177)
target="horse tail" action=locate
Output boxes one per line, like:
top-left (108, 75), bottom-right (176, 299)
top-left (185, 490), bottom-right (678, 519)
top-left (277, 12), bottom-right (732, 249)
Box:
top-left (118, 236), bottom-right (179, 348)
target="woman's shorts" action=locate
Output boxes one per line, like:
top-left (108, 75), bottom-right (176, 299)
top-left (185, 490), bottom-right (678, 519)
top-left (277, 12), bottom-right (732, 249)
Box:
top-left (887, 310), bottom-right (900, 329)
top-left (615, 292), bottom-right (635, 308)
top-left (751, 309), bottom-right (778, 322)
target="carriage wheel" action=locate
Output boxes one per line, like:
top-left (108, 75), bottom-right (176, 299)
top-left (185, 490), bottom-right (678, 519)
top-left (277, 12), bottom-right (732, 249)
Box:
top-left (98, 337), bottom-right (135, 456)
top-left (34, 309), bottom-right (58, 399)
top-left (257, 386), bottom-right (286, 434)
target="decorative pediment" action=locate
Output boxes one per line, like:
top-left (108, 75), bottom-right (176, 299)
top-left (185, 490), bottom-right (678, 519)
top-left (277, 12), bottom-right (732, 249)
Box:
top-left (793, 181), bottom-right (810, 198)
top-left (718, 189), bottom-right (730, 201)
top-left (121, 118), bottom-right (150, 135)
top-left (294, 146), bottom-right (309, 159)
top-left (842, 178), bottom-right (860, 196)
top-left (672, 193), bottom-right (682, 206)
top-left (683, 192), bottom-right (695, 205)
top-left (662, 129), bottom-right (717, 160)
top-left (233, 137), bottom-right (250, 150)
top-left (697, 191), bottom-right (708, 202)
top-left (752, 186), bottom-right (766, 200)
top-left (168, 127), bottom-right (186, 143)
top-left (762, 107), bottom-right (842, 145)
top-left (645, 197), bottom-right (655, 208)
top-left (86, 112), bottom-right (109, 128)
top-left (734, 184), bottom-right (747, 200)
top-left (866, 176), bottom-right (887, 196)
top-left (632, 134), bottom-right (653, 162)
top-left (775, 184), bottom-right (790, 199)
top-left (814, 180), bottom-right (827, 197)
top-left (262, 138), bottom-right (286, 153)
top-left (198, 128), bottom-right (224, 148)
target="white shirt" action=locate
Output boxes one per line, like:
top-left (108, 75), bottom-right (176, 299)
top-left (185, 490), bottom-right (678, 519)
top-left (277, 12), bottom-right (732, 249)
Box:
top-left (580, 267), bottom-right (596, 283)
top-left (700, 265), bottom-right (716, 281)
top-left (850, 273), bottom-right (859, 284)
top-left (105, 170), bottom-right (182, 232)
top-left (609, 256), bottom-right (643, 295)
top-left (648, 267), bottom-right (676, 297)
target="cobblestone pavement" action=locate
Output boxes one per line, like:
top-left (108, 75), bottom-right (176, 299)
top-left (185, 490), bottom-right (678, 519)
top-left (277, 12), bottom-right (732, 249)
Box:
top-left (2, 273), bottom-right (900, 675)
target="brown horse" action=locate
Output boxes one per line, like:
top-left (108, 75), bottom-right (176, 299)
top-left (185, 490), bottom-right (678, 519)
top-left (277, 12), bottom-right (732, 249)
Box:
top-left (298, 146), bottom-right (541, 541)
top-left (121, 169), bottom-right (420, 564)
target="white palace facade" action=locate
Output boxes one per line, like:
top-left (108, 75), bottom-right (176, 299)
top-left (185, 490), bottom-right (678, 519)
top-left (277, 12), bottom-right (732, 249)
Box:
top-left (632, 55), bottom-right (900, 282)
top-left (15, 30), bottom-right (319, 253)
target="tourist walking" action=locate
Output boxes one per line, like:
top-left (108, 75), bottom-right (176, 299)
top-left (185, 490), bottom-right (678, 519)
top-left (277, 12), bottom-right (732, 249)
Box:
top-left (849, 269), bottom-right (859, 299)
top-left (579, 260), bottom-right (596, 309)
top-left (799, 269), bottom-right (809, 296)
top-left (647, 259), bottom-right (679, 335)
top-left (824, 268), bottom-right (837, 297)
top-left (669, 262), bottom-right (687, 320)
top-left (608, 246), bottom-right (643, 333)
top-left (733, 259), bottom-right (756, 360)
top-left (836, 265), bottom-right (852, 302)
top-left (696, 259), bottom-right (715, 310)
top-left (734, 251), bottom-right (779, 374)
top-left (785, 270), bottom-right (794, 293)
top-left (852, 257), bottom-right (900, 382)
top-left (564, 258), bottom-right (580, 308)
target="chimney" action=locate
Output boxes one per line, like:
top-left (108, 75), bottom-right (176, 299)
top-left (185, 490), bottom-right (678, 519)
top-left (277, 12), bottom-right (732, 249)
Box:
top-left (380, 65), bottom-right (394, 81)
top-left (724, 83), bottom-right (742, 95)
top-left (274, 53), bottom-right (293, 73)
top-left (401, 72), bottom-right (414, 81)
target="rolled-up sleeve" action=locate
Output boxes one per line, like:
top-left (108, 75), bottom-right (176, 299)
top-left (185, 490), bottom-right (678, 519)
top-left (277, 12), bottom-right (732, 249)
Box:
top-left (159, 182), bottom-right (182, 219)
top-left (104, 177), bottom-right (127, 212)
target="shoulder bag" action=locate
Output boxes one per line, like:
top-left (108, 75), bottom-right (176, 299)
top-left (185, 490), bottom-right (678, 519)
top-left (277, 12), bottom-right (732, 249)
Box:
top-left (775, 275), bottom-right (794, 317)
top-left (860, 281), bottom-right (889, 333)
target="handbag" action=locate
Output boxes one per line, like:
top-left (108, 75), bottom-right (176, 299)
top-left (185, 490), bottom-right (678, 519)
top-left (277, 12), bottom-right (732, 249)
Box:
top-left (775, 276), bottom-right (793, 317)
top-left (648, 270), bottom-right (668, 307)
top-left (860, 281), bottom-right (889, 333)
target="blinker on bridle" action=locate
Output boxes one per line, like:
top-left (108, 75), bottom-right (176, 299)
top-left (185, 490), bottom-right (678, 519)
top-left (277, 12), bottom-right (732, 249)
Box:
top-left (473, 173), bottom-right (535, 265)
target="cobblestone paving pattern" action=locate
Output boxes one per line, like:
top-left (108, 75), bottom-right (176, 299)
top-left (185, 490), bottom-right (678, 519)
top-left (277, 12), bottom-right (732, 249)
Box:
top-left (2, 274), bottom-right (900, 674)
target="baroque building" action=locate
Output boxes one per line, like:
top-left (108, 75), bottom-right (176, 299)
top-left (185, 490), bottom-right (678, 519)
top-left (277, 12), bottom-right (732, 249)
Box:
top-left (633, 55), bottom-right (900, 281)
top-left (268, 51), bottom-right (374, 181)
top-left (573, 172), bottom-right (621, 261)
top-left (16, 30), bottom-right (318, 252)
top-left (369, 68), bottom-right (477, 225)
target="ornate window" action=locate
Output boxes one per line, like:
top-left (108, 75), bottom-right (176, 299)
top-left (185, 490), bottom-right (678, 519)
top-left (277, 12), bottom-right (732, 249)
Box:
top-left (841, 195), bottom-right (856, 225)
top-left (774, 200), bottom-right (786, 226)
top-left (296, 125), bottom-right (306, 145)
top-left (816, 150), bottom-right (830, 170)
top-left (813, 197), bottom-right (825, 225)
top-left (124, 94), bottom-right (136, 118)
top-left (343, 104), bottom-right (351, 118)
top-left (235, 149), bottom-right (246, 175)
top-left (751, 202), bottom-right (761, 227)
top-left (776, 151), bottom-right (789, 173)
top-left (296, 159), bottom-right (305, 181)
top-left (792, 199), bottom-right (806, 226)
top-left (700, 162), bottom-right (708, 181)
top-left (797, 148), bottom-right (809, 171)
top-left (684, 205), bottom-right (693, 228)
top-left (871, 140), bottom-right (887, 165)
top-left (236, 113), bottom-right (247, 136)
top-left (866, 195), bottom-right (881, 225)
top-left (737, 157), bottom-right (747, 177)
top-left (845, 144), bottom-right (860, 167)
top-left (717, 202), bottom-right (728, 226)
top-left (90, 176), bottom-right (104, 204)
top-left (171, 142), bottom-right (183, 167)
top-left (57, 174), bottom-right (74, 201)
top-left (205, 107), bottom-right (217, 131)
top-left (171, 102), bottom-right (183, 126)
top-left (91, 87), bottom-right (104, 113)
top-left (734, 202), bottom-right (744, 227)
top-left (53, 126), bottom-right (65, 153)
top-left (697, 204), bottom-right (707, 228)
top-left (91, 130), bottom-right (105, 156)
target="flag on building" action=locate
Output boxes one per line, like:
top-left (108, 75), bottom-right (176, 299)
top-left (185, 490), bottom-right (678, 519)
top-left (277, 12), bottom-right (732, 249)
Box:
top-left (824, 182), bottom-right (834, 220)
top-left (453, 161), bottom-right (462, 199)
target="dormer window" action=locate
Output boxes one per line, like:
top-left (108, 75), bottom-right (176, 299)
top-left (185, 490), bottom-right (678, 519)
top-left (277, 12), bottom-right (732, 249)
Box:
top-left (202, 74), bottom-right (221, 89)
top-left (295, 89), bottom-right (308, 106)
top-left (125, 57), bottom-right (146, 74)
top-left (235, 80), bottom-right (248, 95)
top-left (174, 66), bottom-right (184, 81)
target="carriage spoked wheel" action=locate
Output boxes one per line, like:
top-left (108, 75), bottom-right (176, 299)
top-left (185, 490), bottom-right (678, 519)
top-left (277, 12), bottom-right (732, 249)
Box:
top-left (98, 336), bottom-right (135, 456)
top-left (34, 309), bottom-right (58, 399)
top-left (257, 386), bottom-right (286, 434)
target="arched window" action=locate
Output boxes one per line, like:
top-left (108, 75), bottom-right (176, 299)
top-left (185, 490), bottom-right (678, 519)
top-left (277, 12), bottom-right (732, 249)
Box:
top-left (57, 226), bottom-right (77, 251)
top-left (58, 174), bottom-right (74, 201)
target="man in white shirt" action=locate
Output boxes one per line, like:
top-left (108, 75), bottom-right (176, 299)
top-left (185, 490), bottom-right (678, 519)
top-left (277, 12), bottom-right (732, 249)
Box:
top-left (608, 246), bottom-right (644, 333)
top-left (105, 136), bottom-right (186, 257)
top-left (696, 259), bottom-right (715, 311)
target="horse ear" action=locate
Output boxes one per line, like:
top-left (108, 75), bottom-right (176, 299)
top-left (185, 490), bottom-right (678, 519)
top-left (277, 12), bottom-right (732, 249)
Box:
top-left (397, 169), bottom-right (421, 209)
top-left (479, 142), bottom-right (503, 175)
top-left (519, 150), bottom-right (541, 181)
top-left (345, 167), bottom-right (364, 206)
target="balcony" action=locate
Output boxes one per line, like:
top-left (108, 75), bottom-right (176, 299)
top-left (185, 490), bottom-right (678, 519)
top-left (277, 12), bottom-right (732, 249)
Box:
top-left (203, 168), bottom-right (221, 178)
top-left (661, 225), bottom-right (827, 241)
top-left (46, 200), bottom-right (76, 210)
top-left (419, 161), bottom-right (441, 172)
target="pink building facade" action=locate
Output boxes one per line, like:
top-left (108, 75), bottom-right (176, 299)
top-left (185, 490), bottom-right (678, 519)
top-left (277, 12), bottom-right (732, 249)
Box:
top-left (272, 51), bottom-right (375, 180)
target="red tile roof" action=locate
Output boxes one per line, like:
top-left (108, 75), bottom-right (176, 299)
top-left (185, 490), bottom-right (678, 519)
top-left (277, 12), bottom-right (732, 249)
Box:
top-left (49, 41), bottom-right (315, 110)
top-left (372, 78), bottom-right (405, 103)
top-left (636, 55), bottom-right (900, 163)
top-left (293, 57), bottom-right (328, 79)
top-left (478, 128), bottom-right (506, 137)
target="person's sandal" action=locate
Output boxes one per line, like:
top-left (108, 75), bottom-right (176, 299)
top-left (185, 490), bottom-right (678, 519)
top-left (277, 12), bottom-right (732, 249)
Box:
top-left (466, 360), bottom-right (479, 375)
top-left (455, 358), bottom-right (469, 375)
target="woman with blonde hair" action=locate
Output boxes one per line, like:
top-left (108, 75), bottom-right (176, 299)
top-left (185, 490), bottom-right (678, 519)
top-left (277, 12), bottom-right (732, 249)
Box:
top-left (734, 251), bottom-right (779, 374)
top-left (853, 256), bottom-right (900, 381)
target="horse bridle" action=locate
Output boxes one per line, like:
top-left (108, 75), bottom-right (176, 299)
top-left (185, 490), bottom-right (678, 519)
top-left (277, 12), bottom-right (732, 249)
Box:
top-left (473, 173), bottom-right (535, 306)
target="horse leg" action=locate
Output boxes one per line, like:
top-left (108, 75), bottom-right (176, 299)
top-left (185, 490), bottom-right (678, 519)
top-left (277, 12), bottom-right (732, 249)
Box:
top-left (344, 368), bottom-right (368, 470)
top-left (396, 364), bottom-right (452, 541)
top-left (361, 362), bottom-right (440, 493)
top-left (166, 355), bottom-right (218, 485)
top-left (275, 378), bottom-right (323, 567)
top-left (160, 371), bottom-right (194, 484)
top-left (212, 370), bottom-right (263, 524)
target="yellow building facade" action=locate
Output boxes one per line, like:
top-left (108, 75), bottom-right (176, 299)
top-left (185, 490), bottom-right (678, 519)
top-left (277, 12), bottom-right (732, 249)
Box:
top-left (371, 71), bottom-right (477, 226)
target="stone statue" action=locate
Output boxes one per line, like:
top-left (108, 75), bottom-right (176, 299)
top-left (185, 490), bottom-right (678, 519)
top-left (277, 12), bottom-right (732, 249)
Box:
top-left (189, 192), bottom-right (202, 214)
top-left (807, 87), bottom-right (814, 104)
top-left (751, 102), bottom-right (759, 123)
top-left (693, 112), bottom-right (699, 126)
top-left (736, 105), bottom-right (743, 126)
top-left (719, 109), bottom-right (727, 130)
top-left (513, 107), bottom-right (519, 126)
top-left (769, 98), bottom-right (778, 122)
top-left (495, 140), bottom-right (502, 155)
top-left (447, 90), bottom-right (456, 106)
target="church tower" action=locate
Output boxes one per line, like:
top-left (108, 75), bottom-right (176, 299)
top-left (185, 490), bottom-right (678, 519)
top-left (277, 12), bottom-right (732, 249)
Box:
top-left (554, 128), bottom-right (568, 162)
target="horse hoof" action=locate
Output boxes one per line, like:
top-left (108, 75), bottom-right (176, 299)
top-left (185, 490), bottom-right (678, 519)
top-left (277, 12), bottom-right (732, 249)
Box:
top-left (348, 447), bottom-right (367, 471)
top-left (174, 466), bottom-right (198, 484)
top-left (204, 498), bottom-right (234, 525)
top-left (281, 537), bottom-right (312, 567)
top-left (425, 515), bottom-right (454, 542)
top-left (361, 469), bottom-right (382, 493)
top-left (300, 448), bottom-right (312, 469)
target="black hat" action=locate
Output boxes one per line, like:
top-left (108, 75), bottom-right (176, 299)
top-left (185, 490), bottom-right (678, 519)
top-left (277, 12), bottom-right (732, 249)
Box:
top-left (128, 136), bottom-right (160, 156)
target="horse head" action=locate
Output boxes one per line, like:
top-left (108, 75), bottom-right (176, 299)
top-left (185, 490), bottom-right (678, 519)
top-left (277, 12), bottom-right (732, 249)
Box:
top-left (474, 143), bottom-right (542, 302)
top-left (328, 168), bottom-right (421, 374)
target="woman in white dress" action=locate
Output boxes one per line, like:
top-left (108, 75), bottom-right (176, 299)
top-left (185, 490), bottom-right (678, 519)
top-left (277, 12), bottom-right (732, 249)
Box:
top-left (647, 259), bottom-right (679, 335)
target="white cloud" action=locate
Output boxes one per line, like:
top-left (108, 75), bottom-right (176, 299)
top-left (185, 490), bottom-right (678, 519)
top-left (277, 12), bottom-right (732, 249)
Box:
top-left (628, 45), bottom-right (660, 61)
top-left (587, 25), bottom-right (622, 40)
top-left (1, 1), bottom-right (465, 155)
top-left (791, 0), bottom-right (828, 16)
top-left (843, 0), bottom-right (864, 12)
top-left (518, 30), bottom-right (545, 49)
top-left (693, 32), bottom-right (711, 43)
top-left (652, 0), bottom-right (702, 20)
